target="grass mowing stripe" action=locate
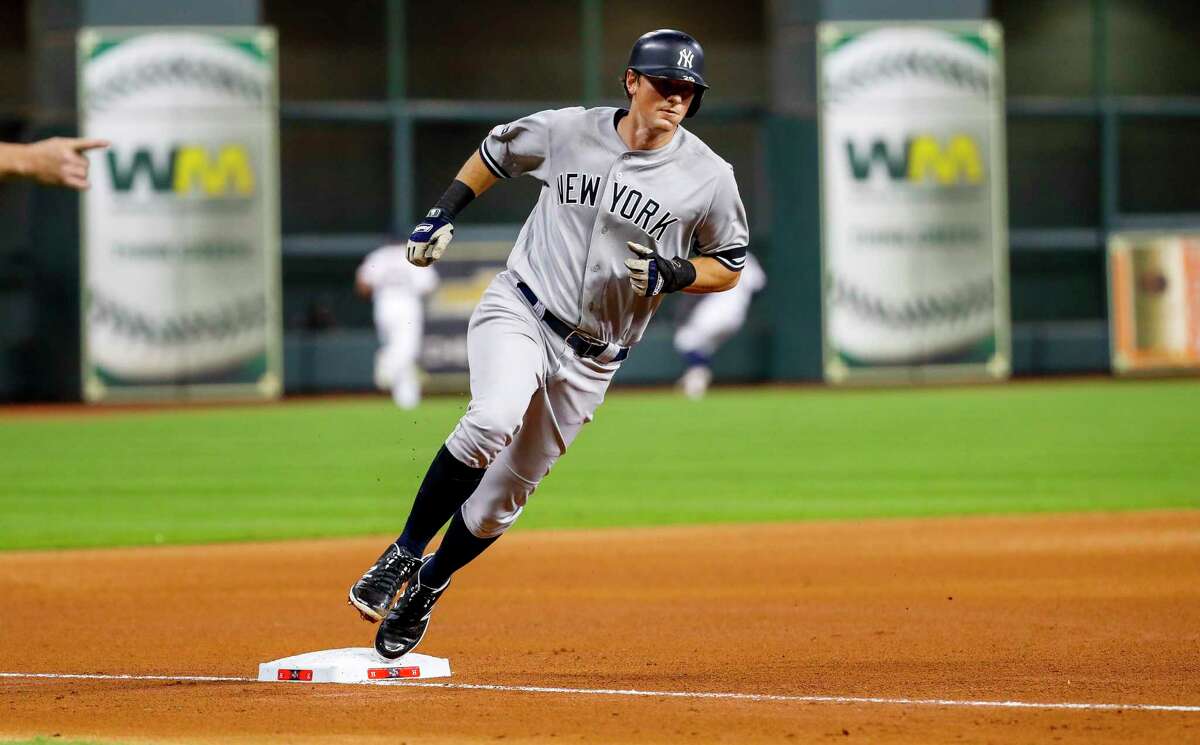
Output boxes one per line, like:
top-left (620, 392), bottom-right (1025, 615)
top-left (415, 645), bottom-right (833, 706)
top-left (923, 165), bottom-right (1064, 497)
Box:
top-left (1, 379), bottom-right (1197, 550)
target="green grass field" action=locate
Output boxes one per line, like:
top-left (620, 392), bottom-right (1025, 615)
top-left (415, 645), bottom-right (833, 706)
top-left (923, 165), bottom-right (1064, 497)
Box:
top-left (1, 378), bottom-right (1197, 551)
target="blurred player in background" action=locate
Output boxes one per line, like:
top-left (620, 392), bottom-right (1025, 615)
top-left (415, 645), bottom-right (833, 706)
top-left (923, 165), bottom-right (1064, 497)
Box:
top-left (0, 137), bottom-right (108, 190)
top-left (674, 251), bottom-right (765, 399)
top-left (355, 243), bottom-right (439, 409)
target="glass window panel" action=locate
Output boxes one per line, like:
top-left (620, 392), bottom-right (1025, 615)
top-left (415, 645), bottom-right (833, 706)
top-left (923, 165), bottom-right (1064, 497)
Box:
top-left (0, 1), bottom-right (27, 107)
top-left (263, 0), bottom-right (388, 101)
top-left (1006, 116), bottom-right (1100, 228)
top-left (1106, 0), bottom-right (1200, 96)
top-left (0, 3), bottom-right (28, 263)
top-left (993, 0), bottom-right (1094, 97)
top-left (406, 0), bottom-right (580, 100)
top-left (1010, 251), bottom-right (1106, 322)
top-left (281, 122), bottom-right (392, 233)
top-left (1118, 115), bottom-right (1200, 214)
top-left (283, 255), bottom-right (373, 331)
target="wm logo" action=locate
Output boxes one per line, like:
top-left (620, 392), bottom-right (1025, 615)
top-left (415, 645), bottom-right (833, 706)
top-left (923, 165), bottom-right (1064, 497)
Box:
top-left (846, 135), bottom-right (983, 185)
top-left (107, 145), bottom-right (255, 196)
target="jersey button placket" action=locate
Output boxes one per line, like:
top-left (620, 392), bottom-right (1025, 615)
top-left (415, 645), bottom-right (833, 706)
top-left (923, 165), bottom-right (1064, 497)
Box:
top-left (580, 157), bottom-right (625, 329)
top-left (604, 157), bottom-right (626, 234)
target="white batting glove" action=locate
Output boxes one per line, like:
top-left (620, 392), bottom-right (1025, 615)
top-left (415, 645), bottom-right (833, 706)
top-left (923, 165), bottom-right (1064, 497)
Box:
top-left (407, 208), bottom-right (455, 267)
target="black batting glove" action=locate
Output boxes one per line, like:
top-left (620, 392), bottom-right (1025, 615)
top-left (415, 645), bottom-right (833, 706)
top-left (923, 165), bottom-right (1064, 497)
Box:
top-left (624, 241), bottom-right (697, 297)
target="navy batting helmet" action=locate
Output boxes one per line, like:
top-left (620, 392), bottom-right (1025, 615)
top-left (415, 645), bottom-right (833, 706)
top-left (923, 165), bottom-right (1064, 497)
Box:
top-left (622, 29), bottom-right (708, 118)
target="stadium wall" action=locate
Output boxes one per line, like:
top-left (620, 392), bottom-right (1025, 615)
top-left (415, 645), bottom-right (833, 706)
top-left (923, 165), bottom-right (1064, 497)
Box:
top-left (3, 0), bottom-right (1200, 399)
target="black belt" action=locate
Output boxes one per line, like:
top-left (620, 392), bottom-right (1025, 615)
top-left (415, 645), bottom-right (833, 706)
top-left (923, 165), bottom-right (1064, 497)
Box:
top-left (516, 281), bottom-right (629, 363)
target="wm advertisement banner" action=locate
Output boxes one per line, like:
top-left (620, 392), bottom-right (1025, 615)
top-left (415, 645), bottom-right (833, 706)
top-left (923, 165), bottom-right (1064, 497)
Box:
top-left (818, 21), bottom-right (1010, 383)
top-left (79, 28), bottom-right (281, 402)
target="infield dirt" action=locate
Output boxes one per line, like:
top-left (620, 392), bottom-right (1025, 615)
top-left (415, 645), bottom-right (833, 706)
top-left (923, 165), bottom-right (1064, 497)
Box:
top-left (1, 511), bottom-right (1197, 743)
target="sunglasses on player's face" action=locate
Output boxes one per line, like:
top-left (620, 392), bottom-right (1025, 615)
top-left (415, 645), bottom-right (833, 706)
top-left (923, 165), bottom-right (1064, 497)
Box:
top-left (644, 75), bottom-right (696, 101)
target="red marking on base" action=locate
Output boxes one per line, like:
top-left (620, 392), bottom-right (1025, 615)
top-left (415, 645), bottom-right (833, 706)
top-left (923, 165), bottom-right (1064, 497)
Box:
top-left (277, 669), bottom-right (313, 681)
top-left (367, 666), bottom-right (421, 679)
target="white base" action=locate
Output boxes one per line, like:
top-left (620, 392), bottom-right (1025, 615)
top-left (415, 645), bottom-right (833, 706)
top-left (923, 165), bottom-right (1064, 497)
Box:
top-left (258, 647), bottom-right (451, 684)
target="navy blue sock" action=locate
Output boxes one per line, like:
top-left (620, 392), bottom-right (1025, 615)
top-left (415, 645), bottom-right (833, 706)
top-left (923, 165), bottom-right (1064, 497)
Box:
top-left (396, 445), bottom-right (486, 555)
top-left (683, 350), bottom-right (711, 368)
top-left (419, 509), bottom-right (499, 588)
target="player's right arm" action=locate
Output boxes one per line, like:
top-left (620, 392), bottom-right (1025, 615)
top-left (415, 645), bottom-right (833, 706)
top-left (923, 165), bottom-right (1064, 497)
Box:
top-left (406, 109), bottom-right (558, 267)
top-left (454, 151), bottom-right (498, 198)
top-left (405, 151), bottom-right (497, 268)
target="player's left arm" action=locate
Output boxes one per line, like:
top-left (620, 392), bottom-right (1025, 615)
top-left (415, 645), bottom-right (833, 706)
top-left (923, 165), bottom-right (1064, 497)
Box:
top-left (684, 255), bottom-right (741, 294)
top-left (625, 167), bottom-right (750, 297)
top-left (625, 242), bottom-right (745, 296)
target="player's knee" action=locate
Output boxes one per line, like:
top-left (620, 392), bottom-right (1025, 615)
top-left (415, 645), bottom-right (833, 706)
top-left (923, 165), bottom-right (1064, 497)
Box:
top-left (462, 484), bottom-right (531, 538)
top-left (463, 507), bottom-right (520, 539)
top-left (466, 407), bottom-right (522, 448)
top-left (446, 406), bottom-right (523, 468)
top-left (460, 459), bottom-right (541, 537)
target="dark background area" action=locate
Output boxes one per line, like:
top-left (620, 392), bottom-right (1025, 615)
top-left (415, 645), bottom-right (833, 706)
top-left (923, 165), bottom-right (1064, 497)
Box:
top-left (2, 0), bottom-right (1199, 400)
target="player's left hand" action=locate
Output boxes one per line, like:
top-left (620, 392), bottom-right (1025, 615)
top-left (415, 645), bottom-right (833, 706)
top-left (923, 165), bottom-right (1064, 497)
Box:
top-left (407, 208), bottom-right (455, 267)
top-left (625, 241), bottom-right (697, 297)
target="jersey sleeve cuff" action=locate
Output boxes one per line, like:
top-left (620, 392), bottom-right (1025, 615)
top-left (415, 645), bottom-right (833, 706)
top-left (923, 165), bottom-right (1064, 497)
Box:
top-left (707, 246), bottom-right (747, 272)
top-left (478, 141), bottom-right (510, 179)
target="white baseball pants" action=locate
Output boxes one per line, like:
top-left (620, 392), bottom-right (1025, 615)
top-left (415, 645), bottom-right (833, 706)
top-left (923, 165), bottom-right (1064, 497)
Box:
top-left (445, 271), bottom-right (619, 538)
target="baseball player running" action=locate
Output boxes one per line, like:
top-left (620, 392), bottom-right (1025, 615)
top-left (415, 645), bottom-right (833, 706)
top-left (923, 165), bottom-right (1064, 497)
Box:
top-left (349, 29), bottom-right (750, 660)
top-left (355, 243), bottom-right (439, 409)
top-left (674, 251), bottom-right (765, 399)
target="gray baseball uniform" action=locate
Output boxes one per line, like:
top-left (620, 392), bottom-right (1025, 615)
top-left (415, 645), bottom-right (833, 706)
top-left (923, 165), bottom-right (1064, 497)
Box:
top-left (448, 106), bottom-right (749, 538)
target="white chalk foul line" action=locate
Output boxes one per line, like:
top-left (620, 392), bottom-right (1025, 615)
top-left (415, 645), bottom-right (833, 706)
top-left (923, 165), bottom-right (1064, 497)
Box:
top-left (1, 672), bottom-right (1197, 713)
top-left (0, 672), bottom-right (251, 683)
top-left (381, 682), bottom-right (1200, 713)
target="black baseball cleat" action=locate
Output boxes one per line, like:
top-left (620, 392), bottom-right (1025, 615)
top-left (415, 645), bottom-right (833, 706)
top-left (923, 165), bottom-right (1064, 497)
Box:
top-left (348, 542), bottom-right (423, 623)
top-left (374, 560), bottom-right (449, 660)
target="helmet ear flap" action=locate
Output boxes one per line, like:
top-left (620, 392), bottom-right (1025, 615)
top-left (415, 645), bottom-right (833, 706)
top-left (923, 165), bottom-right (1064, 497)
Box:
top-left (686, 88), bottom-right (704, 118)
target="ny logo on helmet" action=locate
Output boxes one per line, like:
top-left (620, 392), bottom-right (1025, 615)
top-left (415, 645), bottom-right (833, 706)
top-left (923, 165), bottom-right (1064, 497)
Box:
top-left (677, 49), bottom-right (694, 68)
